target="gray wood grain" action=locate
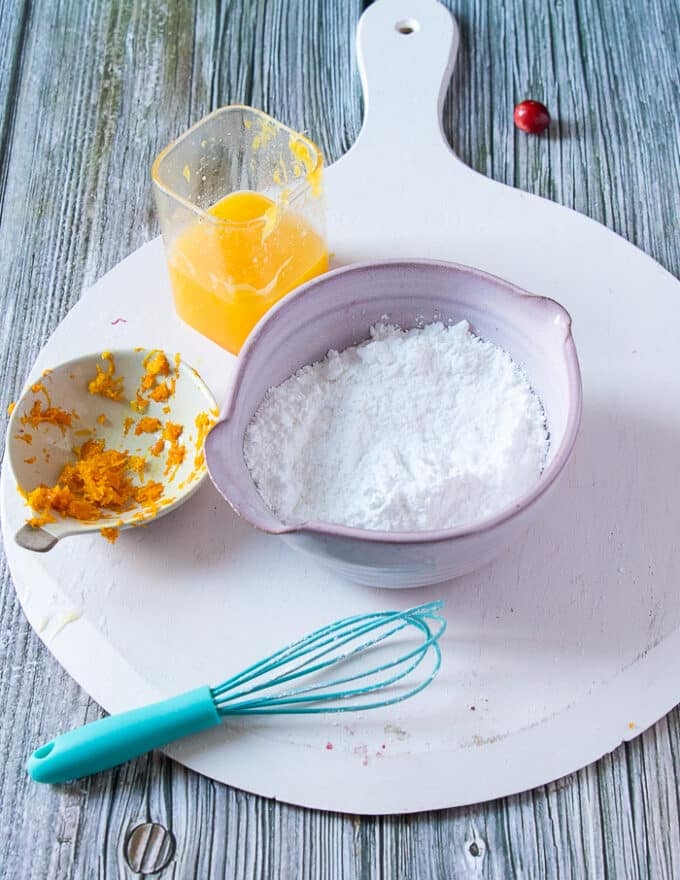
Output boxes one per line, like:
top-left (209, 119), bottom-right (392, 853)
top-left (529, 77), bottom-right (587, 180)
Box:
top-left (0, 0), bottom-right (678, 877)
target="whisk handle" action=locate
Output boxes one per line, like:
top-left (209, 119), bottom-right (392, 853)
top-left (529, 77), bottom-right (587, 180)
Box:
top-left (27, 686), bottom-right (220, 784)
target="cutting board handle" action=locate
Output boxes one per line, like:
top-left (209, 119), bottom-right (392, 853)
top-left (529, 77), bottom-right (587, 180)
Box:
top-left (355, 0), bottom-right (459, 155)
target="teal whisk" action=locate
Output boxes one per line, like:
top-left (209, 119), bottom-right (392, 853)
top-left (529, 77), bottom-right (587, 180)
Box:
top-left (28, 601), bottom-right (446, 783)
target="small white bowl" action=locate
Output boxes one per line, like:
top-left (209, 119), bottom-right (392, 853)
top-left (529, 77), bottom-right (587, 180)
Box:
top-left (7, 348), bottom-right (217, 551)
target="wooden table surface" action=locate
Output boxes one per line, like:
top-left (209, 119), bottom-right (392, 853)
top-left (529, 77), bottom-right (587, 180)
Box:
top-left (1, 0), bottom-right (679, 876)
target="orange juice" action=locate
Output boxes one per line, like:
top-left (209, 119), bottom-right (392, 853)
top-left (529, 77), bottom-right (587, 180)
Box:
top-left (168, 190), bottom-right (328, 354)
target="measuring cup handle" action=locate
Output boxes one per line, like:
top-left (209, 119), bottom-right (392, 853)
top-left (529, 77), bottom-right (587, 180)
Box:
top-left (355, 0), bottom-right (459, 154)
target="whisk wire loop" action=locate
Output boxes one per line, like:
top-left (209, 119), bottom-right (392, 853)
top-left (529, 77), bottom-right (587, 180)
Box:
top-left (211, 601), bottom-right (445, 715)
top-left (213, 617), bottom-right (413, 704)
top-left (214, 614), bottom-right (436, 705)
top-left (212, 607), bottom-right (428, 695)
top-left (213, 602), bottom-right (441, 690)
top-left (211, 603), bottom-right (440, 700)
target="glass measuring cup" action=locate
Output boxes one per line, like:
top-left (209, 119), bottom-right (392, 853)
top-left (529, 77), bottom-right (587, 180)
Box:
top-left (152, 106), bottom-right (328, 354)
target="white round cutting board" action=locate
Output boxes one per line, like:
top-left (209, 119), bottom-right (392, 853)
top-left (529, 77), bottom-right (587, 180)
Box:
top-left (3, 0), bottom-right (680, 814)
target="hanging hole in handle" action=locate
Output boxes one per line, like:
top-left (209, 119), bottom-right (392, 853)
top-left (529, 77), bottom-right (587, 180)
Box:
top-left (33, 742), bottom-right (55, 759)
top-left (395, 18), bottom-right (420, 35)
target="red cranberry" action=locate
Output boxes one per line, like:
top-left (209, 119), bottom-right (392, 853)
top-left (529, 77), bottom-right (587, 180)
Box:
top-left (513, 100), bottom-right (551, 134)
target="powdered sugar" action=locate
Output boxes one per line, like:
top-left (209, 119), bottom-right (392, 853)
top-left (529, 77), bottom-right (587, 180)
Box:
top-left (243, 321), bottom-right (549, 531)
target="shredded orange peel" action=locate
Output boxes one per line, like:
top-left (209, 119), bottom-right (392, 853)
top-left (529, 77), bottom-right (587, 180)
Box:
top-left (18, 348), bottom-right (215, 539)
top-left (178, 409), bottom-right (218, 489)
top-left (100, 526), bottom-right (120, 544)
top-left (135, 416), bottom-right (162, 435)
top-left (23, 438), bottom-right (163, 528)
top-left (162, 421), bottom-right (185, 479)
top-left (19, 382), bottom-right (74, 434)
top-left (88, 351), bottom-right (124, 401)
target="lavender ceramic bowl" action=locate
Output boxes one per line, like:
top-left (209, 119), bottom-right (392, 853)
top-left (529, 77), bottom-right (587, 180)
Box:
top-left (205, 260), bottom-right (581, 588)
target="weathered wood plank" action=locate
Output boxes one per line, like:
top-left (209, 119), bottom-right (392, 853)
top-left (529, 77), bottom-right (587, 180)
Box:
top-left (0, 0), bottom-right (678, 877)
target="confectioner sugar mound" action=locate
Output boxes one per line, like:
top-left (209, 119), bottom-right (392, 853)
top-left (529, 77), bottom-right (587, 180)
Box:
top-left (243, 321), bottom-right (549, 532)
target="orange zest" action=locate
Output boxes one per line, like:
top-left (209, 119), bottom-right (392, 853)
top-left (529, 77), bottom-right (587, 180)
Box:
top-left (162, 422), bottom-right (185, 479)
top-left (150, 382), bottom-right (171, 402)
top-left (135, 417), bottom-right (162, 435)
top-left (193, 411), bottom-right (215, 469)
top-left (136, 482), bottom-right (163, 505)
top-left (130, 391), bottom-right (150, 413)
top-left (88, 351), bottom-right (124, 401)
top-left (100, 527), bottom-right (120, 544)
top-left (144, 350), bottom-right (170, 377)
top-left (162, 422), bottom-right (182, 443)
top-left (149, 438), bottom-right (165, 457)
top-left (20, 399), bottom-right (73, 433)
top-left (128, 351), bottom-right (178, 413)
top-left (178, 409), bottom-right (218, 488)
top-left (23, 438), bottom-right (163, 525)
